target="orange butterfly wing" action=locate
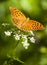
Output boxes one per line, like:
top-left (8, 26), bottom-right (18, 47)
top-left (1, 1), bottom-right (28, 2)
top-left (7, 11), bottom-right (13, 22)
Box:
top-left (9, 7), bottom-right (26, 23)
top-left (9, 7), bottom-right (44, 31)
top-left (20, 20), bottom-right (44, 31)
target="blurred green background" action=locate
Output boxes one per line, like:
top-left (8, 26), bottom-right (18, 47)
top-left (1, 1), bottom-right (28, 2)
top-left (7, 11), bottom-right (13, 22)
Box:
top-left (0, 0), bottom-right (47, 65)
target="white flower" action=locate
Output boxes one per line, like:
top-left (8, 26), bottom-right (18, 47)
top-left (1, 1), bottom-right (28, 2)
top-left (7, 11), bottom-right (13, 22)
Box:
top-left (29, 31), bottom-right (34, 36)
top-left (21, 34), bottom-right (30, 49)
top-left (2, 23), bottom-right (9, 26)
top-left (4, 31), bottom-right (12, 36)
top-left (22, 41), bottom-right (30, 49)
top-left (30, 37), bottom-right (36, 43)
top-left (14, 34), bottom-right (20, 40)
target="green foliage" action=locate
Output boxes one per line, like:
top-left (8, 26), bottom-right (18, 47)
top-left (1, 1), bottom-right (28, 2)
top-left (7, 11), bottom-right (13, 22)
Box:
top-left (0, 0), bottom-right (47, 65)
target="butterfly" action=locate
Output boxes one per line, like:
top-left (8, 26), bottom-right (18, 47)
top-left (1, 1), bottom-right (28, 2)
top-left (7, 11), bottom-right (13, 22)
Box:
top-left (9, 7), bottom-right (44, 31)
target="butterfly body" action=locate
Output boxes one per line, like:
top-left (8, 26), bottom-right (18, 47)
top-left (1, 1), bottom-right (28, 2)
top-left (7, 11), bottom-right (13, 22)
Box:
top-left (9, 7), bottom-right (44, 31)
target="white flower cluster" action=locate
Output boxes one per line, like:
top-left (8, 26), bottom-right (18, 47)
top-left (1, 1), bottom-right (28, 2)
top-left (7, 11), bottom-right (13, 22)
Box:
top-left (4, 31), bottom-right (12, 36)
top-left (14, 34), bottom-right (30, 49)
top-left (14, 34), bottom-right (20, 40)
top-left (4, 30), bottom-right (36, 49)
top-left (29, 37), bottom-right (36, 43)
top-left (2, 23), bottom-right (9, 26)
top-left (21, 35), bottom-right (30, 49)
